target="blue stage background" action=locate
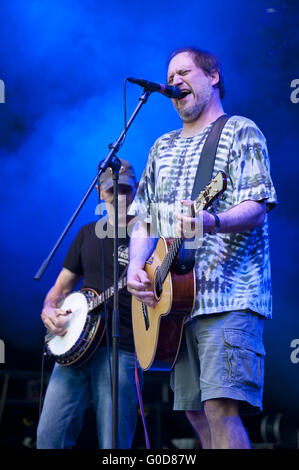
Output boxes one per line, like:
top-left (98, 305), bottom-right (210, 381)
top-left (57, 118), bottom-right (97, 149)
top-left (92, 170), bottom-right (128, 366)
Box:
top-left (0, 0), bottom-right (298, 430)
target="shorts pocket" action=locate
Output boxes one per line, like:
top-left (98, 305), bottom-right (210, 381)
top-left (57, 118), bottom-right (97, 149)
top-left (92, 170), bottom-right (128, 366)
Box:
top-left (224, 329), bottom-right (265, 389)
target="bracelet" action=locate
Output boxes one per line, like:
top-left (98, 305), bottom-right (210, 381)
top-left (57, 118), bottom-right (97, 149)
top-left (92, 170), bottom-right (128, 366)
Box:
top-left (209, 212), bottom-right (221, 235)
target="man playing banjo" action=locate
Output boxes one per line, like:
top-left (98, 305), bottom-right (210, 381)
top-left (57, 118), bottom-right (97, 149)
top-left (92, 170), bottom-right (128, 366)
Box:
top-left (37, 159), bottom-right (142, 449)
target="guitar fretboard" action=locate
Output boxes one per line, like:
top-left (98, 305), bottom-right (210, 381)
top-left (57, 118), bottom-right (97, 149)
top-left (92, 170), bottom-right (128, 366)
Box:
top-left (159, 238), bottom-right (183, 284)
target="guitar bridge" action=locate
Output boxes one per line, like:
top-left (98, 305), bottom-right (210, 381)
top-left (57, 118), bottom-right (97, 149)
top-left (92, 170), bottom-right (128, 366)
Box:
top-left (142, 303), bottom-right (150, 331)
top-left (154, 267), bottom-right (163, 299)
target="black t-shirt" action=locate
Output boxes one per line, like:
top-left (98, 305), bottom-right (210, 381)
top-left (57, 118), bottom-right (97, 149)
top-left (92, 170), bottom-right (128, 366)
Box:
top-left (63, 220), bottom-right (134, 352)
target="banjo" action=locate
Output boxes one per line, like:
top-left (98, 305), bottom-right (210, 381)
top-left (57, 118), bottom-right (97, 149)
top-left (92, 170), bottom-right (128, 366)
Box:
top-left (45, 277), bottom-right (127, 367)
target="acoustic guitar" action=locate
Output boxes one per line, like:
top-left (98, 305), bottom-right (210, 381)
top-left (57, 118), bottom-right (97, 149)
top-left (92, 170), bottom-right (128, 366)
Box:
top-left (132, 170), bottom-right (227, 371)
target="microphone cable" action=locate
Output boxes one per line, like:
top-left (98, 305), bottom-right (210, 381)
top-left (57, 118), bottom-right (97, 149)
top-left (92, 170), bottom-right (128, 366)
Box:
top-left (135, 354), bottom-right (151, 449)
top-left (38, 340), bottom-right (47, 419)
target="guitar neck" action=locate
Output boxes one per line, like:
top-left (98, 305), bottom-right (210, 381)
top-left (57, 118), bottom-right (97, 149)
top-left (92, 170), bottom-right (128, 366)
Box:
top-left (159, 238), bottom-right (183, 284)
top-left (158, 171), bottom-right (226, 284)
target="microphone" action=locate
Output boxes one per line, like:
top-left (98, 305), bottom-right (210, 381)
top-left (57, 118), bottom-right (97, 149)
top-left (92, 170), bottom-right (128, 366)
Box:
top-left (127, 77), bottom-right (182, 99)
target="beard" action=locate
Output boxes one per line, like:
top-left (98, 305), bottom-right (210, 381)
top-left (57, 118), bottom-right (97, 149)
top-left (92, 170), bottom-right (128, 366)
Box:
top-left (176, 103), bottom-right (203, 123)
top-left (175, 85), bottom-right (213, 123)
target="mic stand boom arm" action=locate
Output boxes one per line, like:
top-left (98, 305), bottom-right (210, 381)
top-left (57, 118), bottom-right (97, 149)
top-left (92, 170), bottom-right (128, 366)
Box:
top-left (34, 89), bottom-right (151, 281)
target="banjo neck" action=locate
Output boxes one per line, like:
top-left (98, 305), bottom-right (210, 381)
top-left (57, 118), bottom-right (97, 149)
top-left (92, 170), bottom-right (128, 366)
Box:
top-left (90, 276), bottom-right (127, 312)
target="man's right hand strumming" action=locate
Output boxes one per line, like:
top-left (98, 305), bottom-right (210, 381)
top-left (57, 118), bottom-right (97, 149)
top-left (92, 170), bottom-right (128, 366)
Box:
top-left (41, 305), bottom-right (71, 337)
top-left (127, 264), bottom-right (156, 308)
top-left (40, 267), bottom-right (81, 337)
top-left (127, 221), bottom-right (158, 308)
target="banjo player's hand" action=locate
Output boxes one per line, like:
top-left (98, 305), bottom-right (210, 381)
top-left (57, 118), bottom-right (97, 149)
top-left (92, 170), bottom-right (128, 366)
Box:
top-left (41, 305), bottom-right (72, 336)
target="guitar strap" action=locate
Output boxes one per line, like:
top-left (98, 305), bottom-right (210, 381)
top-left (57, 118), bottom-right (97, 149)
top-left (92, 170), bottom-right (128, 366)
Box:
top-left (176, 114), bottom-right (230, 274)
top-left (190, 114), bottom-right (230, 200)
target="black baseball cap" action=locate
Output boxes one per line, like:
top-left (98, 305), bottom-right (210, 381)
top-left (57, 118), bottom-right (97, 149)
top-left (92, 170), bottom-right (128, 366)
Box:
top-left (100, 159), bottom-right (136, 191)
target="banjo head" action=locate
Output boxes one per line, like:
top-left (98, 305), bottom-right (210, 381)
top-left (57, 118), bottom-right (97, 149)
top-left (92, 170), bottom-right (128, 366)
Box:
top-left (47, 291), bottom-right (89, 356)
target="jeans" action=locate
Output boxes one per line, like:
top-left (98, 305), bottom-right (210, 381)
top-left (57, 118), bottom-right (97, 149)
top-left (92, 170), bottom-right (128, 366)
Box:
top-left (36, 346), bottom-right (142, 449)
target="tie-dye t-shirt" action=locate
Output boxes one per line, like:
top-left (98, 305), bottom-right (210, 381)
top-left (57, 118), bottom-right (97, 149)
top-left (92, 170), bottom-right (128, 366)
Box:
top-left (128, 115), bottom-right (278, 319)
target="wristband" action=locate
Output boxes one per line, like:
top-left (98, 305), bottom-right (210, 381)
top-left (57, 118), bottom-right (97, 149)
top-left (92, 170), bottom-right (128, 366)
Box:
top-left (209, 212), bottom-right (221, 235)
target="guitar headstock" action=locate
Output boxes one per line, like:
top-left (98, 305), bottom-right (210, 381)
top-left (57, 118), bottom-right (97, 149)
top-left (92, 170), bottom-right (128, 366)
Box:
top-left (192, 171), bottom-right (227, 215)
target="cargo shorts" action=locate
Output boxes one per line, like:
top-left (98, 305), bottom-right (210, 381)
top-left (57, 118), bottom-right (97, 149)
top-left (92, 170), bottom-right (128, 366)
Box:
top-left (171, 310), bottom-right (265, 414)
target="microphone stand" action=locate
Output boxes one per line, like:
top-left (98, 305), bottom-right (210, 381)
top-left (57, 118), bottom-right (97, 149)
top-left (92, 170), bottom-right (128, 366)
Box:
top-left (97, 159), bottom-right (121, 449)
top-left (112, 168), bottom-right (119, 449)
top-left (34, 89), bottom-right (152, 449)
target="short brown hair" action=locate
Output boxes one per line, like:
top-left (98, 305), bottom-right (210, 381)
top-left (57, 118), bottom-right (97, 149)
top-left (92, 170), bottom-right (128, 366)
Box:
top-left (167, 47), bottom-right (225, 100)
